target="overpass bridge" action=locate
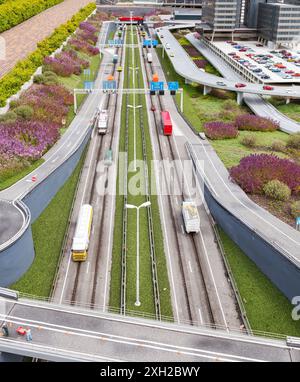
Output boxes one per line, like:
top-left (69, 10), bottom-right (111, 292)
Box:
top-left (0, 294), bottom-right (300, 362)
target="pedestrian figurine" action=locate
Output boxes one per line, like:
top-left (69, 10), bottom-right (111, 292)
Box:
top-left (1, 323), bottom-right (9, 337)
top-left (26, 328), bottom-right (32, 342)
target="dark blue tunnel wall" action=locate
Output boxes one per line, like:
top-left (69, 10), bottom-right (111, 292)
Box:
top-left (204, 185), bottom-right (300, 301)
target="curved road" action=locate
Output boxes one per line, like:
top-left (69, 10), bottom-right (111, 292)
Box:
top-left (157, 25), bottom-right (300, 134)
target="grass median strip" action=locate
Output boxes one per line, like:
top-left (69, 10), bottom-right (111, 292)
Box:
top-left (110, 27), bottom-right (172, 318)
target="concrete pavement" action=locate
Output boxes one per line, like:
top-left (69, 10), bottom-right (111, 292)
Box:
top-left (0, 298), bottom-right (299, 362)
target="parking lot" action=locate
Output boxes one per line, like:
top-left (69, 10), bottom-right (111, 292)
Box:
top-left (213, 40), bottom-right (300, 84)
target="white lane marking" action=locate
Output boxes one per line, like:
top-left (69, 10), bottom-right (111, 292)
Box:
top-left (76, 130), bottom-right (80, 135)
top-left (188, 261), bottom-right (193, 273)
top-left (181, 224), bottom-right (185, 235)
top-left (0, 337), bottom-right (123, 362)
top-left (86, 261), bottom-right (90, 274)
top-left (59, 252), bottom-right (72, 304)
top-left (15, 298), bottom-right (290, 351)
top-left (0, 313), bottom-right (266, 362)
top-left (66, 142), bottom-right (72, 148)
top-left (198, 308), bottom-right (203, 325)
top-left (199, 141), bottom-right (300, 249)
top-left (51, 157), bottom-right (59, 164)
top-left (138, 36), bottom-right (180, 323)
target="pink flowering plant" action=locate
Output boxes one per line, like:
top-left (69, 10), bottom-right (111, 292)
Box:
top-left (235, 114), bottom-right (279, 132)
top-left (204, 121), bottom-right (239, 139)
top-left (230, 154), bottom-right (300, 194)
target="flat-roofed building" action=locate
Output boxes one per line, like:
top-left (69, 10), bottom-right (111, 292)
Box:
top-left (257, 2), bottom-right (300, 47)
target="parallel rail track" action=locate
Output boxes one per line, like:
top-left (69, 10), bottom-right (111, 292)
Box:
top-left (141, 28), bottom-right (216, 326)
top-left (70, 26), bottom-right (126, 306)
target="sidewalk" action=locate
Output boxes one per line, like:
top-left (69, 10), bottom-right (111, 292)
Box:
top-left (0, 0), bottom-right (92, 79)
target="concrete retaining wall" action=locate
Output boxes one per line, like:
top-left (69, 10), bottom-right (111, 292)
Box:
top-left (204, 184), bottom-right (300, 301)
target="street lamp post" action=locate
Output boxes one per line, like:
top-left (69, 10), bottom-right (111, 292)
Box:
top-left (125, 201), bottom-right (151, 307)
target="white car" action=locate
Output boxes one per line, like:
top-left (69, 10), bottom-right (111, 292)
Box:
top-left (216, 81), bottom-right (226, 86)
top-left (166, 43), bottom-right (170, 50)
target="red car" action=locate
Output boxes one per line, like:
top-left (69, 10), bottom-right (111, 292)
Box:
top-left (263, 85), bottom-right (274, 91)
top-left (285, 70), bottom-right (294, 74)
top-left (239, 48), bottom-right (247, 52)
top-left (293, 73), bottom-right (300, 77)
top-left (235, 83), bottom-right (246, 88)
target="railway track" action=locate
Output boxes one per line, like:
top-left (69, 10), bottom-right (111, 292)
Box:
top-left (120, 25), bottom-right (161, 319)
top-left (69, 26), bottom-right (126, 306)
top-left (140, 28), bottom-right (216, 326)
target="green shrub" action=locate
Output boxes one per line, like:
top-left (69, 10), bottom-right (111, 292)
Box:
top-left (0, 111), bottom-right (17, 123)
top-left (287, 133), bottom-right (300, 150)
top-left (271, 140), bottom-right (286, 152)
top-left (263, 180), bottom-right (291, 201)
top-left (14, 105), bottom-right (34, 120)
top-left (9, 100), bottom-right (20, 109)
top-left (290, 200), bottom-right (300, 218)
top-left (33, 74), bottom-right (45, 84)
top-left (0, 0), bottom-right (63, 33)
top-left (0, 3), bottom-right (96, 107)
top-left (240, 135), bottom-right (257, 148)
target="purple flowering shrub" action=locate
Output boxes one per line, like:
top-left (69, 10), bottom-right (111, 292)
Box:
top-left (182, 45), bottom-right (200, 57)
top-left (43, 50), bottom-right (89, 77)
top-left (235, 114), bottom-right (279, 132)
top-left (230, 154), bottom-right (300, 194)
top-left (20, 84), bottom-right (73, 124)
top-left (193, 59), bottom-right (207, 69)
top-left (0, 121), bottom-right (59, 161)
top-left (79, 22), bottom-right (97, 34)
top-left (204, 121), bottom-right (238, 140)
top-left (69, 38), bottom-right (99, 56)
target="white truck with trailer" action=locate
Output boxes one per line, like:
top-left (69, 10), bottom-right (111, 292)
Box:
top-left (147, 52), bottom-right (153, 63)
top-left (97, 109), bottom-right (108, 134)
top-left (182, 200), bottom-right (200, 233)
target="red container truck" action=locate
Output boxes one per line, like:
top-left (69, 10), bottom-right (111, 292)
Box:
top-left (161, 111), bottom-right (172, 136)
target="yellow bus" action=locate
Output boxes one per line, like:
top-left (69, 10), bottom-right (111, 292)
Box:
top-left (71, 204), bottom-right (93, 261)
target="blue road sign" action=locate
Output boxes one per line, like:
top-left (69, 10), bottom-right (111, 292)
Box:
top-left (103, 80), bottom-right (117, 90)
top-left (150, 81), bottom-right (164, 92)
top-left (84, 81), bottom-right (94, 90)
top-left (168, 82), bottom-right (179, 91)
top-left (84, 68), bottom-right (91, 76)
top-left (143, 39), bottom-right (158, 47)
top-left (109, 39), bottom-right (123, 46)
top-left (296, 216), bottom-right (300, 225)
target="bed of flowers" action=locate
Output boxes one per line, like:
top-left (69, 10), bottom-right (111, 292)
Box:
top-left (0, 12), bottom-right (105, 187)
top-left (204, 121), bottom-right (238, 139)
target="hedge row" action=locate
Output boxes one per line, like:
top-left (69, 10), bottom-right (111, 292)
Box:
top-left (0, 0), bottom-right (64, 33)
top-left (0, 2), bottom-right (96, 107)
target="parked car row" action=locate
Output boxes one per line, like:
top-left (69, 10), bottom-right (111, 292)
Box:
top-left (226, 41), bottom-right (300, 81)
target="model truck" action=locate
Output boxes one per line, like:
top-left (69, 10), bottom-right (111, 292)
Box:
top-left (147, 52), bottom-right (153, 63)
top-left (97, 109), bottom-right (108, 134)
top-left (112, 54), bottom-right (118, 64)
top-left (182, 201), bottom-right (200, 233)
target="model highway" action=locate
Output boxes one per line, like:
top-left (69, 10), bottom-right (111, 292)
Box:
top-left (0, 297), bottom-right (300, 362)
top-left (157, 24), bottom-right (300, 134)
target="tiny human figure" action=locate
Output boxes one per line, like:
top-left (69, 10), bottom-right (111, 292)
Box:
top-left (26, 328), bottom-right (32, 342)
top-left (1, 323), bottom-right (9, 337)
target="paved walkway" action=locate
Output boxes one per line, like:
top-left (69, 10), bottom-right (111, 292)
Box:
top-left (0, 0), bottom-right (92, 79)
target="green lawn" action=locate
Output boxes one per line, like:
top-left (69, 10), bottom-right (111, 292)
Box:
top-left (0, 159), bottom-right (44, 191)
top-left (10, 150), bottom-right (86, 296)
top-left (59, 52), bottom-right (101, 128)
top-left (157, 37), bottom-right (300, 336)
top-left (218, 227), bottom-right (300, 337)
top-left (156, 47), bottom-right (290, 168)
top-left (269, 97), bottom-right (300, 123)
top-left (109, 28), bottom-right (172, 318)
